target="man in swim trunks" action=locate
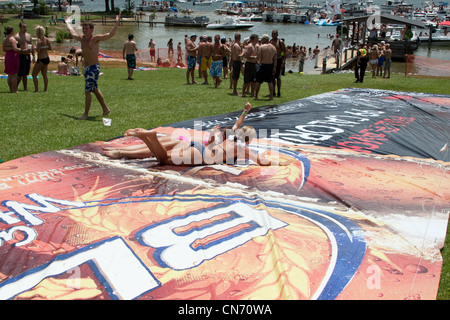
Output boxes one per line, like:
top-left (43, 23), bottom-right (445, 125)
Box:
top-left (383, 43), bottom-right (392, 79)
top-left (270, 29), bottom-right (286, 97)
top-left (148, 39), bottom-right (156, 62)
top-left (15, 22), bottom-right (34, 91)
top-left (254, 34), bottom-right (277, 101)
top-left (123, 33), bottom-right (138, 80)
top-left (197, 35), bottom-right (212, 85)
top-left (241, 33), bottom-right (259, 97)
top-left (185, 34), bottom-right (198, 85)
top-left (230, 32), bottom-right (242, 95)
top-left (65, 12), bottom-right (121, 120)
top-left (210, 34), bottom-right (229, 88)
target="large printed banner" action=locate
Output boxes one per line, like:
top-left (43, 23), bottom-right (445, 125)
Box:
top-left (0, 88), bottom-right (448, 301)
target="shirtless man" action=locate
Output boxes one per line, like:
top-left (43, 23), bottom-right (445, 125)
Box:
top-left (15, 22), bottom-right (34, 91)
top-left (123, 33), bottom-right (138, 80)
top-left (241, 33), bottom-right (259, 97)
top-left (57, 57), bottom-right (69, 75)
top-left (65, 12), bottom-right (121, 120)
top-left (185, 34), bottom-right (198, 85)
top-left (254, 34), bottom-right (277, 101)
top-left (230, 32), bottom-right (242, 95)
top-left (210, 34), bottom-right (229, 88)
top-left (270, 29), bottom-right (286, 97)
top-left (197, 35), bottom-right (212, 85)
top-left (383, 43), bottom-right (392, 79)
top-left (148, 39), bottom-right (156, 62)
top-left (331, 34), bottom-right (342, 56)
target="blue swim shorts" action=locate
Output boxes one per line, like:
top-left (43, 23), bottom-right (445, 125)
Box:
top-left (126, 54), bottom-right (136, 69)
top-left (210, 60), bottom-right (223, 78)
top-left (84, 64), bottom-right (101, 92)
top-left (187, 56), bottom-right (197, 70)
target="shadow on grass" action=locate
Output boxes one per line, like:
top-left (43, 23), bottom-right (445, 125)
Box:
top-left (58, 113), bottom-right (102, 122)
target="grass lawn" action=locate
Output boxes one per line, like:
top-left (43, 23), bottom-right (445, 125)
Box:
top-left (1, 58), bottom-right (449, 299)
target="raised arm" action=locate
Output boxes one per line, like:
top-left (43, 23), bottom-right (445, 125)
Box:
top-left (96, 12), bottom-right (121, 42)
top-left (232, 101), bottom-right (252, 131)
top-left (65, 16), bottom-right (82, 41)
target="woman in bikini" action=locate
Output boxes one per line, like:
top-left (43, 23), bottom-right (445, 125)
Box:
top-left (32, 25), bottom-right (52, 92)
top-left (103, 101), bottom-right (253, 159)
top-left (133, 125), bottom-right (289, 166)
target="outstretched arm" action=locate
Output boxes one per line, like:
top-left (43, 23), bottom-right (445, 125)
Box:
top-left (232, 101), bottom-right (252, 131)
top-left (65, 16), bottom-right (82, 41)
top-left (96, 12), bottom-right (121, 42)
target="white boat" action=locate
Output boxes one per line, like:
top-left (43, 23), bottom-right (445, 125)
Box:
top-left (206, 16), bottom-right (254, 29)
top-left (136, 3), bottom-right (169, 12)
top-left (165, 14), bottom-right (210, 27)
top-left (380, 0), bottom-right (414, 15)
top-left (418, 28), bottom-right (450, 45)
top-left (21, 0), bottom-right (33, 9)
top-left (193, 0), bottom-right (213, 5)
top-left (238, 13), bottom-right (263, 21)
top-left (215, 1), bottom-right (245, 15)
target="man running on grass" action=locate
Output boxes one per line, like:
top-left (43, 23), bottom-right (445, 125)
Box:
top-left (65, 12), bottom-right (121, 120)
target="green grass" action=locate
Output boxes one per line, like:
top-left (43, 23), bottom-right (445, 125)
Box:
top-left (1, 65), bottom-right (449, 299)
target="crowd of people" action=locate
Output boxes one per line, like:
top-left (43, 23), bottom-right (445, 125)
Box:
top-left (354, 41), bottom-right (392, 83)
top-left (3, 13), bottom-right (393, 121)
top-left (2, 22), bottom-right (51, 93)
top-left (184, 29), bottom-right (288, 101)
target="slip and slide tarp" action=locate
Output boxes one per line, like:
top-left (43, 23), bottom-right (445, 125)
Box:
top-left (0, 88), bottom-right (449, 300)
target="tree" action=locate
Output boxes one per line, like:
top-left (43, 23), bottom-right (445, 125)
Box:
top-left (123, 0), bottom-right (135, 14)
top-left (105, 0), bottom-right (110, 12)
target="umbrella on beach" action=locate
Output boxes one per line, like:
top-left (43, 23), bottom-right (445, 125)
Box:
top-left (439, 21), bottom-right (450, 26)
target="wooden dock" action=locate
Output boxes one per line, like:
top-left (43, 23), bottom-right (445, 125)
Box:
top-left (92, 16), bottom-right (166, 27)
top-left (306, 48), bottom-right (357, 75)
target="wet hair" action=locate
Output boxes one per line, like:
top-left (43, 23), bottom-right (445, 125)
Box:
top-left (128, 33), bottom-right (134, 40)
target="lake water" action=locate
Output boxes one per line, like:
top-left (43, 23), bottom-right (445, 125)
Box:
top-left (12, 0), bottom-right (450, 66)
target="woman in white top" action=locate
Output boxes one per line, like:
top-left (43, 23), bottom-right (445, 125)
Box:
top-left (32, 25), bottom-right (52, 92)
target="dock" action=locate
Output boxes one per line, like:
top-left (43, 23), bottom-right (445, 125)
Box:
top-left (92, 16), bottom-right (166, 27)
top-left (306, 47), bottom-right (357, 75)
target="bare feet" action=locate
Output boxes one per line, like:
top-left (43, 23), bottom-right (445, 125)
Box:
top-left (103, 109), bottom-right (111, 117)
top-left (79, 114), bottom-right (89, 120)
top-left (104, 150), bottom-right (123, 159)
top-left (124, 128), bottom-right (146, 136)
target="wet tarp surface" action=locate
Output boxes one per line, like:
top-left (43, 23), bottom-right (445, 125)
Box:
top-left (0, 88), bottom-right (448, 300)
